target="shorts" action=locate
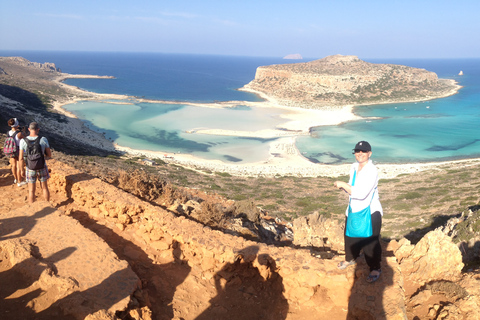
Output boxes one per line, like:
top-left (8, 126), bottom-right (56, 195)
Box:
top-left (25, 164), bottom-right (50, 183)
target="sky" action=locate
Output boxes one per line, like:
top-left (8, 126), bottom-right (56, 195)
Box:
top-left (1, 0), bottom-right (479, 59)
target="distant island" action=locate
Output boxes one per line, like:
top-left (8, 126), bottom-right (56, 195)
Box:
top-left (283, 53), bottom-right (303, 60)
top-left (241, 54), bottom-right (461, 109)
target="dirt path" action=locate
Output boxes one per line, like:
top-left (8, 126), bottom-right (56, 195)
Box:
top-left (0, 163), bottom-right (296, 320)
top-left (0, 167), bottom-right (139, 319)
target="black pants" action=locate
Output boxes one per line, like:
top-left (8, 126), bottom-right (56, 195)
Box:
top-left (344, 211), bottom-right (382, 271)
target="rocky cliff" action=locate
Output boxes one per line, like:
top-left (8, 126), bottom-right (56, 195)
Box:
top-left (241, 55), bottom-right (459, 109)
top-left (0, 56), bottom-right (61, 73)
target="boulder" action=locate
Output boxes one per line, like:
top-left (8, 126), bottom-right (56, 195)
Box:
top-left (394, 230), bottom-right (464, 284)
top-left (292, 212), bottom-right (344, 253)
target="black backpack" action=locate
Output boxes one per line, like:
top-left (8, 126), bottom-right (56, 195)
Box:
top-left (25, 136), bottom-right (45, 170)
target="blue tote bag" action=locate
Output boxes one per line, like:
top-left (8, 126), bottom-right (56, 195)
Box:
top-left (345, 170), bottom-right (375, 238)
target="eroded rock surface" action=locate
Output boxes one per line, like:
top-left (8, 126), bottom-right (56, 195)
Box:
top-left (0, 201), bottom-right (139, 319)
top-left (1, 160), bottom-right (478, 320)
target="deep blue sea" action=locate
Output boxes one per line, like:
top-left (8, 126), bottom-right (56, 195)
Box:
top-left (1, 51), bottom-right (479, 164)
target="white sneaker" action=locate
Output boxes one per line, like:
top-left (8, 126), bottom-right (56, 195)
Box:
top-left (14, 179), bottom-right (17, 184)
top-left (17, 181), bottom-right (27, 187)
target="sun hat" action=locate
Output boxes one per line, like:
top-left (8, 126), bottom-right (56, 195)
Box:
top-left (11, 118), bottom-right (19, 127)
top-left (353, 141), bottom-right (371, 152)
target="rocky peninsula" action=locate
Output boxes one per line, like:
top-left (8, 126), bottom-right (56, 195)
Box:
top-left (241, 54), bottom-right (461, 109)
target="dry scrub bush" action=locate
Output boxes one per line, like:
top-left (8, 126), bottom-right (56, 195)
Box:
top-left (198, 200), bottom-right (229, 228)
top-left (114, 169), bottom-right (191, 207)
top-left (122, 168), bottom-right (231, 230)
top-left (116, 169), bottom-right (167, 202)
top-left (159, 181), bottom-right (189, 206)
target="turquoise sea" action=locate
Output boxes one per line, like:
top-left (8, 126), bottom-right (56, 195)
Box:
top-left (1, 51), bottom-right (479, 164)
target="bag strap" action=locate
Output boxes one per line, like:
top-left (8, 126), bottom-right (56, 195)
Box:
top-left (349, 169), bottom-right (377, 209)
top-left (24, 137), bottom-right (37, 150)
top-left (24, 137), bottom-right (32, 146)
top-left (34, 136), bottom-right (42, 146)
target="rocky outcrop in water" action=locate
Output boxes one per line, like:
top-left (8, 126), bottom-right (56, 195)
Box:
top-left (242, 54), bottom-right (459, 109)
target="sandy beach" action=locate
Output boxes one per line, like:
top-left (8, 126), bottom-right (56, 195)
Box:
top-left (14, 71), bottom-right (473, 179)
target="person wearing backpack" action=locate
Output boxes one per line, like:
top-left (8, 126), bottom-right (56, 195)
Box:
top-left (5, 118), bottom-right (27, 186)
top-left (19, 122), bottom-right (52, 203)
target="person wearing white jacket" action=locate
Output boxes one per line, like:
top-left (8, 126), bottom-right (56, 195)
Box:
top-left (334, 141), bottom-right (383, 283)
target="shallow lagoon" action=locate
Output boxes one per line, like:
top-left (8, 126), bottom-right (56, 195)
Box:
top-left (65, 101), bottom-right (285, 163)
top-left (297, 77), bottom-right (480, 164)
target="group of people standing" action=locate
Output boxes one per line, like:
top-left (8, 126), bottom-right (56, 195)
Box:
top-left (5, 118), bottom-right (52, 203)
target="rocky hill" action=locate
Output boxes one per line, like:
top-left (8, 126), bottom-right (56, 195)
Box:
top-left (241, 55), bottom-right (459, 109)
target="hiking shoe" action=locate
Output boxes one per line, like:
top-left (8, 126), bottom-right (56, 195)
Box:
top-left (337, 260), bottom-right (356, 270)
top-left (366, 269), bottom-right (382, 283)
top-left (17, 181), bottom-right (27, 187)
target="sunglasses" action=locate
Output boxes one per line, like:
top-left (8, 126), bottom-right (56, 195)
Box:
top-left (353, 149), bottom-right (369, 154)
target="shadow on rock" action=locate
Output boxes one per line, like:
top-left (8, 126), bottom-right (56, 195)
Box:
top-left (0, 243), bottom-right (77, 319)
top-left (347, 245), bottom-right (404, 320)
top-left (195, 245), bottom-right (289, 320)
top-left (0, 206), bottom-right (56, 240)
top-left (69, 209), bottom-right (192, 320)
top-left (36, 268), bottom-right (138, 319)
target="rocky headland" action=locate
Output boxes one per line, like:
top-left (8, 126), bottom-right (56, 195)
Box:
top-left (241, 54), bottom-right (460, 109)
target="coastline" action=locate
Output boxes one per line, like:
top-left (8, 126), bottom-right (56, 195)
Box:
top-left (239, 79), bottom-right (463, 110)
top-left (44, 72), bottom-right (479, 179)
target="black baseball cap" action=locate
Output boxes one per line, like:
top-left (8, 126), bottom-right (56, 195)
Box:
top-left (353, 141), bottom-right (371, 152)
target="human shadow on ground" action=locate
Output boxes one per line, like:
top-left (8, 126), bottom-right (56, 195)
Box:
top-left (0, 206), bottom-right (56, 240)
top-left (195, 245), bottom-right (289, 320)
top-left (346, 245), bottom-right (395, 320)
top-left (0, 245), bottom-right (77, 320)
top-left (69, 209), bottom-right (191, 320)
top-left (35, 267), bottom-right (139, 319)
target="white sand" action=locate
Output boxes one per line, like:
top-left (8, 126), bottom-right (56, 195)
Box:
top-left (4, 71), bottom-right (473, 179)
